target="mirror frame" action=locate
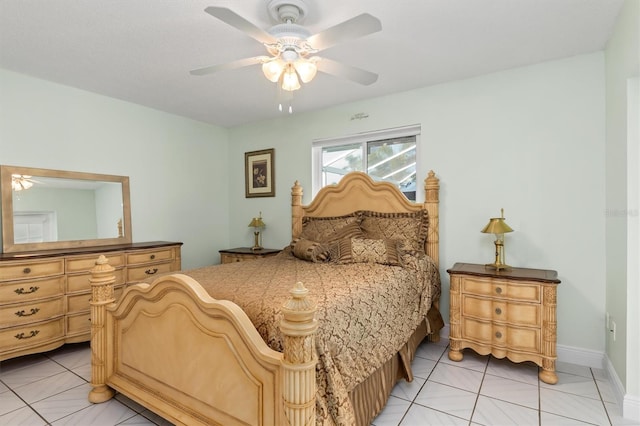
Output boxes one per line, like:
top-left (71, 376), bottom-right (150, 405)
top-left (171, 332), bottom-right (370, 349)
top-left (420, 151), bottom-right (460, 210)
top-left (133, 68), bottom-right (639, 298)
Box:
top-left (1, 165), bottom-right (132, 253)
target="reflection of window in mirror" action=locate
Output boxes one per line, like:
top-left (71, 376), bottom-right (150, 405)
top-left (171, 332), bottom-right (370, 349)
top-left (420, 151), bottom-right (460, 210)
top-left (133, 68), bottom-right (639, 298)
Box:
top-left (13, 212), bottom-right (57, 243)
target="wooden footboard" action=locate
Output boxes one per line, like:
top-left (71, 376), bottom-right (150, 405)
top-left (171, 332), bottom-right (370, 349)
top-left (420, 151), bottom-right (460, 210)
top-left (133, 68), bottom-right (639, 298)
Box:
top-left (88, 255), bottom-right (318, 426)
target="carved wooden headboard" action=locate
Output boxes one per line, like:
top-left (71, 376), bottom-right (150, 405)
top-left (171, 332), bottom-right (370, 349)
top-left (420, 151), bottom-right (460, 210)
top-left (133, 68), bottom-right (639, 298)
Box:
top-left (290, 171), bottom-right (440, 267)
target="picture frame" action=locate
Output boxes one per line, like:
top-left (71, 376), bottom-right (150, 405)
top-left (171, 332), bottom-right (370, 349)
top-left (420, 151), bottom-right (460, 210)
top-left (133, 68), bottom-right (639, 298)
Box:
top-left (245, 148), bottom-right (275, 198)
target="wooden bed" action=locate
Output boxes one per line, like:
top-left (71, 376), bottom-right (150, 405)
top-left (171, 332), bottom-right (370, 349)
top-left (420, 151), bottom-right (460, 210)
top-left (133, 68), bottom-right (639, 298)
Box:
top-left (88, 171), bottom-right (441, 426)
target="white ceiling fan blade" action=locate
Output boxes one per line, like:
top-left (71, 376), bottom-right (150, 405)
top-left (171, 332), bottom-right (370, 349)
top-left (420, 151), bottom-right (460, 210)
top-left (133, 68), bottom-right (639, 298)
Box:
top-left (307, 13), bottom-right (382, 52)
top-left (204, 7), bottom-right (275, 45)
top-left (316, 58), bottom-right (378, 86)
top-left (190, 56), bottom-right (267, 76)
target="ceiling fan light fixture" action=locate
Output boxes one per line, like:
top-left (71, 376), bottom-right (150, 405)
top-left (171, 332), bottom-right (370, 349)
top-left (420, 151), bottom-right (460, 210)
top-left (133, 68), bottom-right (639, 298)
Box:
top-left (262, 59), bottom-right (285, 82)
top-left (294, 58), bottom-right (317, 83)
top-left (281, 65), bottom-right (301, 91)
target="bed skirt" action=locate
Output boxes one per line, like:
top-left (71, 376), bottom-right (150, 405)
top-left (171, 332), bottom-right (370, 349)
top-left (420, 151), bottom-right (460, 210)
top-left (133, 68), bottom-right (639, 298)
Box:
top-left (351, 306), bottom-right (444, 426)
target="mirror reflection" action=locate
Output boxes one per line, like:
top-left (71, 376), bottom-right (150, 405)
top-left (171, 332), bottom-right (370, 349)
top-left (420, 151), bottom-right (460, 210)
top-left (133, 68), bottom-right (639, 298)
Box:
top-left (1, 166), bottom-right (132, 253)
top-left (12, 176), bottom-right (124, 243)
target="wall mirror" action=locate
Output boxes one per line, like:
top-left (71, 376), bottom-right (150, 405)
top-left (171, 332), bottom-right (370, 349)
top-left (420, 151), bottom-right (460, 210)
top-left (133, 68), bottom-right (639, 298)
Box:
top-left (1, 165), bottom-right (132, 253)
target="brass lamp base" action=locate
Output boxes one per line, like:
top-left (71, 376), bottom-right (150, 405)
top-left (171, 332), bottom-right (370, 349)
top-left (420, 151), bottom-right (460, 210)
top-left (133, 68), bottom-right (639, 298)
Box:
top-left (251, 231), bottom-right (262, 251)
top-left (485, 262), bottom-right (511, 271)
top-left (486, 239), bottom-right (510, 271)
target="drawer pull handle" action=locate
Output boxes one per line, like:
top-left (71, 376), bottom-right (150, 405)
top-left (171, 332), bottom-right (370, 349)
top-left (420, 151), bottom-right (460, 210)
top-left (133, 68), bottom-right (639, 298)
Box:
top-left (145, 268), bottom-right (158, 275)
top-left (15, 330), bottom-right (40, 340)
top-left (14, 286), bottom-right (40, 295)
top-left (495, 308), bottom-right (502, 315)
top-left (23, 267), bottom-right (31, 274)
top-left (495, 331), bottom-right (503, 339)
top-left (495, 287), bottom-right (503, 294)
top-left (15, 308), bottom-right (40, 317)
top-left (150, 254), bottom-right (156, 260)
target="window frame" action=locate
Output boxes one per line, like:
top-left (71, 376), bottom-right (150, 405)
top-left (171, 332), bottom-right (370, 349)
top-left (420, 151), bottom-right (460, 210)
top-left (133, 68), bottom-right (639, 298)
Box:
top-left (312, 124), bottom-right (422, 200)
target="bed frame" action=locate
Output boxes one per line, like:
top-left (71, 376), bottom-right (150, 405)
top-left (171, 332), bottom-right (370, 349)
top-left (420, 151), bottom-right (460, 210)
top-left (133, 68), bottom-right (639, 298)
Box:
top-left (88, 171), bottom-right (440, 426)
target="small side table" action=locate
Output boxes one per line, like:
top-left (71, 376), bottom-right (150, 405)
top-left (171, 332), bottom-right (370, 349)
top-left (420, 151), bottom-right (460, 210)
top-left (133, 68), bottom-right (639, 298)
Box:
top-left (219, 247), bottom-right (282, 264)
top-left (447, 262), bottom-right (561, 384)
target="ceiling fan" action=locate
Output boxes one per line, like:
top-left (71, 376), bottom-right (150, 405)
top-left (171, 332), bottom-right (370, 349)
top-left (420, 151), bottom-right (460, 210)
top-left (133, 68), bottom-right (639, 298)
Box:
top-left (189, 0), bottom-right (382, 92)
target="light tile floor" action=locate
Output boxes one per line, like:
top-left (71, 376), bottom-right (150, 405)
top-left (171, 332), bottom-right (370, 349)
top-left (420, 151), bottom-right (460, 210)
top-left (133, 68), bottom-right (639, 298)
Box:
top-left (0, 338), bottom-right (637, 425)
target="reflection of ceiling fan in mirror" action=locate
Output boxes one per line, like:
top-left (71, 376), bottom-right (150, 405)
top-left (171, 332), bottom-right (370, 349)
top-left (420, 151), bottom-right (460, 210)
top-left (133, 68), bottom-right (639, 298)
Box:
top-left (190, 0), bottom-right (382, 96)
top-left (11, 174), bottom-right (39, 191)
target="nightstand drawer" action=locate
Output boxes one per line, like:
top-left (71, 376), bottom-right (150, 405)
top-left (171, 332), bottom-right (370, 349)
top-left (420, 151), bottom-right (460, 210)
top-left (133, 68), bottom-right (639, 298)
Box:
top-left (219, 248), bottom-right (282, 264)
top-left (462, 295), bottom-right (540, 327)
top-left (462, 318), bottom-right (540, 352)
top-left (462, 278), bottom-right (540, 302)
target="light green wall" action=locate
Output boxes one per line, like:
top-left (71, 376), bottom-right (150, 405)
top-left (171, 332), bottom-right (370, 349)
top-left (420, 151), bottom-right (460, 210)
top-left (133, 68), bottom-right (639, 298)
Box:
top-left (605, 0), bottom-right (640, 402)
top-left (0, 68), bottom-right (230, 269)
top-left (13, 187), bottom-right (98, 240)
top-left (228, 53), bottom-right (607, 353)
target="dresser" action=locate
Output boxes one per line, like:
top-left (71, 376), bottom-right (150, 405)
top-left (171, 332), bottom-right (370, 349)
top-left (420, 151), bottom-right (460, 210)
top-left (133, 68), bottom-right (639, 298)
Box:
top-left (0, 241), bottom-right (182, 361)
top-left (219, 247), bottom-right (282, 264)
top-left (447, 262), bottom-right (560, 384)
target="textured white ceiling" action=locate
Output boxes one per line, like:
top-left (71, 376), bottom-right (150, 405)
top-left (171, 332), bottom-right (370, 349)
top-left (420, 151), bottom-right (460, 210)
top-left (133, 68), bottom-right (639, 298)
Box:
top-left (0, 0), bottom-right (624, 128)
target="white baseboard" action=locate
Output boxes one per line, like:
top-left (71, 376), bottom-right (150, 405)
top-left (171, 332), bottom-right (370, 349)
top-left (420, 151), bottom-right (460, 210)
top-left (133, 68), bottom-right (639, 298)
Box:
top-left (604, 355), bottom-right (640, 423)
top-left (556, 344), bottom-right (604, 368)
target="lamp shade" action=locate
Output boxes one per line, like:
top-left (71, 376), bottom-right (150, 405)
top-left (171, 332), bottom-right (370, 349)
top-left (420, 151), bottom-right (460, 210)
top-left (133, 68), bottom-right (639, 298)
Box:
top-left (481, 218), bottom-right (513, 235)
top-left (481, 208), bottom-right (513, 235)
top-left (248, 217), bottom-right (265, 228)
top-left (281, 65), bottom-right (301, 91)
top-left (262, 59), bottom-right (285, 83)
top-left (294, 58), bottom-right (317, 83)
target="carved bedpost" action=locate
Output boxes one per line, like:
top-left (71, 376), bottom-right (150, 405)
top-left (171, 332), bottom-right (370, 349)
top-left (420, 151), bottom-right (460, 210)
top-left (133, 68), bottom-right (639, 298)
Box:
top-left (280, 282), bottom-right (318, 426)
top-left (291, 180), bottom-right (304, 239)
top-left (88, 255), bottom-right (116, 403)
top-left (424, 170), bottom-right (440, 268)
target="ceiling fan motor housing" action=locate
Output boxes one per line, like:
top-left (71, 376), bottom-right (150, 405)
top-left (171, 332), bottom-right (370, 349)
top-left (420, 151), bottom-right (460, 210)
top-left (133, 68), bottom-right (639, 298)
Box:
top-left (267, 0), bottom-right (308, 24)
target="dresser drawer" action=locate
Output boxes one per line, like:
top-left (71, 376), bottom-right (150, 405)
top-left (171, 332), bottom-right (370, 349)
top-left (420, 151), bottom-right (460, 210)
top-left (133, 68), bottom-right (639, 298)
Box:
top-left (462, 318), bottom-right (541, 353)
top-left (127, 248), bottom-right (174, 265)
top-left (66, 285), bottom-right (125, 313)
top-left (0, 297), bottom-right (65, 328)
top-left (0, 317), bottom-right (65, 349)
top-left (67, 268), bottom-right (125, 293)
top-left (0, 276), bottom-right (66, 304)
top-left (462, 278), bottom-right (540, 302)
top-left (0, 259), bottom-right (64, 281)
top-left (127, 262), bottom-right (173, 282)
top-left (462, 295), bottom-right (541, 327)
top-left (66, 312), bottom-right (92, 335)
top-left (66, 253), bottom-right (125, 273)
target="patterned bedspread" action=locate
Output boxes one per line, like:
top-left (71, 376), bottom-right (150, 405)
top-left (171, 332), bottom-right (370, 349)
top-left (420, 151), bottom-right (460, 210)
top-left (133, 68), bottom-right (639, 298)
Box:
top-left (179, 248), bottom-right (440, 425)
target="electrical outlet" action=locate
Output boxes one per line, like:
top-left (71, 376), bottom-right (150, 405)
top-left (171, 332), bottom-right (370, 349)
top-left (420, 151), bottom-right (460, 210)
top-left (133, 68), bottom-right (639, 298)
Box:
top-left (606, 312), bottom-right (610, 329)
top-left (612, 320), bottom-right (617, 341)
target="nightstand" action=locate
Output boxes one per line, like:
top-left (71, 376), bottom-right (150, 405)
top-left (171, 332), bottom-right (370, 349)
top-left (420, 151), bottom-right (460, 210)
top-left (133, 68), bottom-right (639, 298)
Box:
top-left (447, 262), bottom-right (561, 384)
top-left (219, 247), bottom-right (282, 264)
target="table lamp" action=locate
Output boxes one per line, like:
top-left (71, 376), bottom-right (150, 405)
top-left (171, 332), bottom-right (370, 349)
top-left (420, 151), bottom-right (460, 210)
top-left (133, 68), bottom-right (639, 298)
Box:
top-left (248, 212), bottom-right (265, 251)
top-left (481, 208), bottom-right (514, 271)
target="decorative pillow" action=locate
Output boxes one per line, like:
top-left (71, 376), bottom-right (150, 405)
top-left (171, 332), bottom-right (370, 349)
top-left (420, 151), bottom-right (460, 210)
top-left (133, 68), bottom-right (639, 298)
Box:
top-left (335, 237), bottom-right (401, 265)
top-left (290, 238), bottom-right (331, 262)
top-left (301, 213), bottom-right (363, 244)
top-left (359, 210), bottom-right (429, 252)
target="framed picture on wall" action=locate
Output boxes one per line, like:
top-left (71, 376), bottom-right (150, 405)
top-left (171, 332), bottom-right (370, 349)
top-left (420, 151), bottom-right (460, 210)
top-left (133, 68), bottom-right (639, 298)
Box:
top-left (245, 148), bottom-right (275, 198)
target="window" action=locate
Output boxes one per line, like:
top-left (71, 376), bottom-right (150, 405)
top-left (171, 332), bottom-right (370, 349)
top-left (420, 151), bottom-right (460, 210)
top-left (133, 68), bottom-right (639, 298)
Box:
top-left (312, 125), bottom-right (420, 200)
